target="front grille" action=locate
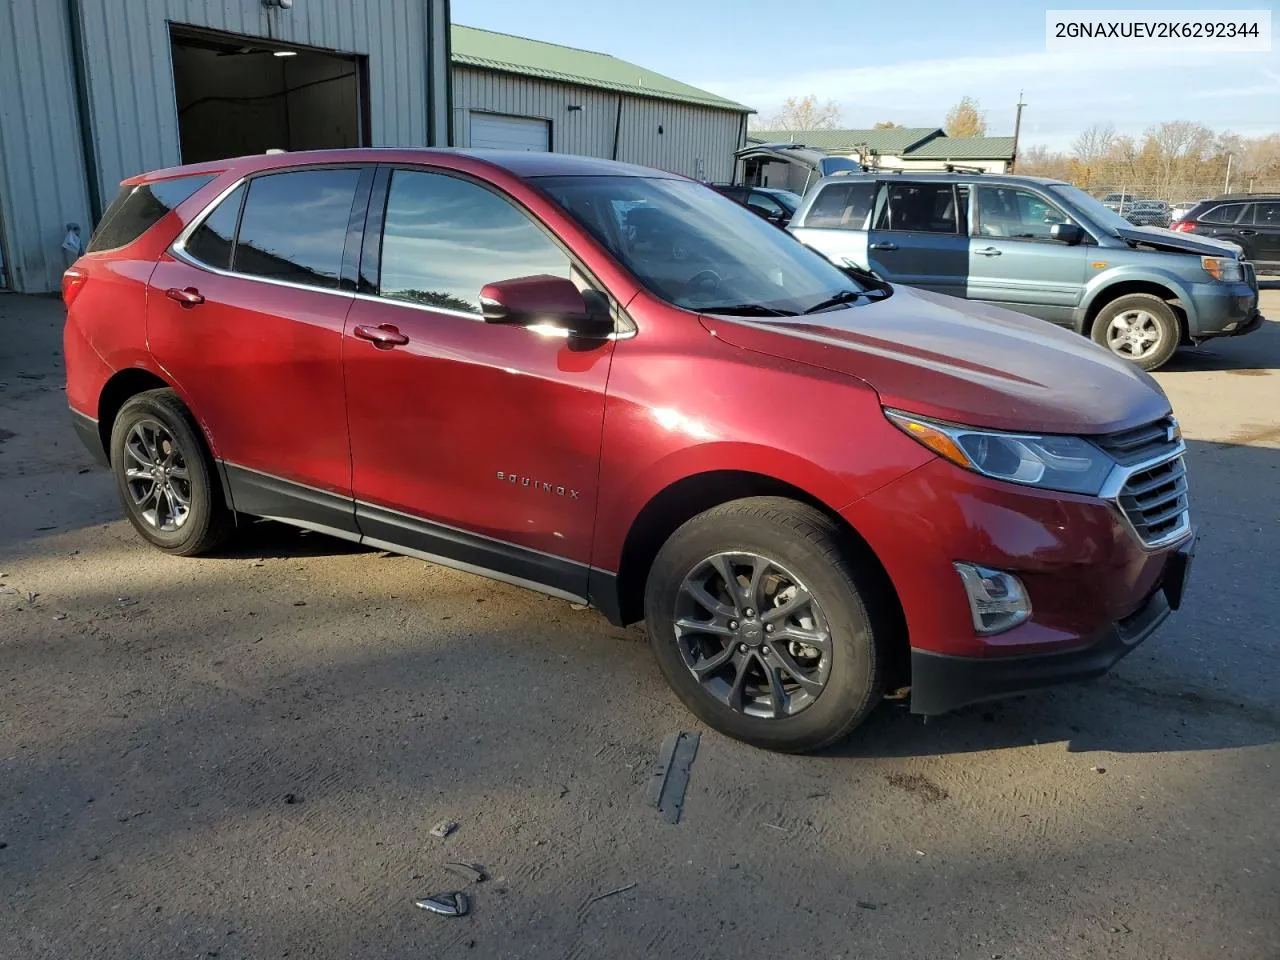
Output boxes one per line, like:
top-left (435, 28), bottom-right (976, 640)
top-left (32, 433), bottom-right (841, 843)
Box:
top-left (1093, 415), bottom-right (1180, 466)
top-left (1244, 260), bottom-right (1258, 292)
top-left (1116, 455), bottom-right (1190, 545)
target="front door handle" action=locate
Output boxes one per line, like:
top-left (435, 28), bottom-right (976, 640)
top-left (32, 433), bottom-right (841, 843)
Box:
top-left (353, 323), bottom-right (410, 349)
top-left (869, 241), bottom-right (898, 251)
top-left (1238, 229), bottom-right (1257, 236)
top-left (975, 246), bottom-right (1003, 256)
top-left (165, 286), bottom-right (204, 306)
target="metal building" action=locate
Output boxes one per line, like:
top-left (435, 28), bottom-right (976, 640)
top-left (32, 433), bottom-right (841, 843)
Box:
top-left (451, 26), bottom-right (752, 184)
top-left (0, 0), bottom-right (451, 293)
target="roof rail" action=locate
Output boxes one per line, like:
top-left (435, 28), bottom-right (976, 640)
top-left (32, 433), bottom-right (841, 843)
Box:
top-left (942, 163), bottom-right (985, 174)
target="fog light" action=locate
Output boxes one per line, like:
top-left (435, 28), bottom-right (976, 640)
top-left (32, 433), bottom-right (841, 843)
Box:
top-left (954, 563), bottom-right (1031, 635)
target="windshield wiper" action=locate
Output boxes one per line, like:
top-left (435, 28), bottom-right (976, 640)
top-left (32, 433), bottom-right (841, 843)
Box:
top-left (701, 303), bottom-right (797, 317)
top-left (802, 290), bottom-right (864, 314)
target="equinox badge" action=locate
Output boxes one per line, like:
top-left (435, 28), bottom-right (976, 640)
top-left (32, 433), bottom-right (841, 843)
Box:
top-left (497, 471), bottom-right (580, 499)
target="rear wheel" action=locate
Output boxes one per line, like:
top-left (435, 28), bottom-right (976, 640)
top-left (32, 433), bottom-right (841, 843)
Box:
top-left (644, 497), bottom-right (886, 753)
top-left (109, 389), bottom-right (231, 556)
top-left (1090, 293), bottom-right (1180, 371)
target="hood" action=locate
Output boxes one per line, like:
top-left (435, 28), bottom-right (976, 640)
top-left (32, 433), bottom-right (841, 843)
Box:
top-left (701, 286), bottom-right (1170, 435)
top-left (1113, 223), bottom-right (1243, 257)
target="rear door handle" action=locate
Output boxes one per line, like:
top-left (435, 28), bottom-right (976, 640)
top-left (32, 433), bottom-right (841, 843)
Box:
top-left (353, 323), bottom-right (410, 349)
top-left (975, 246), bottom-right (1003, 256)
top-left (868, 242), bottom-right (898, 251)
top-left (165, 286), bottom-right (204, 306)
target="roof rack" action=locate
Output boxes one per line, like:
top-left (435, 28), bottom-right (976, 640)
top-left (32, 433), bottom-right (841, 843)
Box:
top-left (942, 164), bottom-right (985, 174)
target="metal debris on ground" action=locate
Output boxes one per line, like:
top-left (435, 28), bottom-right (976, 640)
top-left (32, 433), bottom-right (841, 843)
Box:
top-left (414, 892), bottom-right (469, 917)
top-left (580, 881), bottom-right (636, 910)
top-left (429, 819), bottom-right (458, 839)
top-left (646, 731), bottom-right (700, 824)
top-left (444, 862), bottom-right (486, 884)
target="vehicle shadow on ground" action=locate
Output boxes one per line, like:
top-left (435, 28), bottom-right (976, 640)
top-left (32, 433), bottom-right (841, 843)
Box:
top-left (205, 517), bottom-right (373, 560)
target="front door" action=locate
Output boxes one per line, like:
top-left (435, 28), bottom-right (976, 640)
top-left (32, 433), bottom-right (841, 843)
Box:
top-left (342, 167), bottom-right (615, 599)
top-left (1248, 200), bottom-right (1280, 264)
top-left (866, 181), bottom-right (969, 298)
top-left (965, 184), bottom-right (1088, 325)
top-left (148, 167), bottom-right (366, 531)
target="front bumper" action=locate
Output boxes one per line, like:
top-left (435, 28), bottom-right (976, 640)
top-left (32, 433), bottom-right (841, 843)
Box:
top-left (910, 585), bottom-right (1171, 715)
top-left (1185, 279), bottom-right (1258, 339)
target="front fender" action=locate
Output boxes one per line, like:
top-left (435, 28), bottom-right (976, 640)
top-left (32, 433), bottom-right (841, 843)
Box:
top-left (1077, 264), bottom-right (1198, 330)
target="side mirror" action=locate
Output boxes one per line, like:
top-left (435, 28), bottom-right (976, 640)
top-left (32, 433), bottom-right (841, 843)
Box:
top-left (1051, 223), bottom-right (1084, 245)
top-left (479, 275), bottom-right (613, 339)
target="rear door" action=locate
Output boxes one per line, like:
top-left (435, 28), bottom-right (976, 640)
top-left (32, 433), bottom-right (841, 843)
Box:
top-left (866, 180), bottom-right (969, 297)
top-left (150, 166), bottom-right (369, 533)
top-left (966, 184), bottom-right (1088, 325)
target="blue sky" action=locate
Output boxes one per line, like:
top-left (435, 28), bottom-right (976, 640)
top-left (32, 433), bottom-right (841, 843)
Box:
top-left (452, 0), bottom-right (1279, 150)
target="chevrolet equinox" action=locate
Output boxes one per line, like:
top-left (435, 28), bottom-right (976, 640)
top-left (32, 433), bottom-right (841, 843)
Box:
top-left (63, 150), bottom-right (1195, 752)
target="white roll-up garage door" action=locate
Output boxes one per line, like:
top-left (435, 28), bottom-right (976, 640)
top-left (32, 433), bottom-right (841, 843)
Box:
top-left (469, 113), bottom-right (550, 152)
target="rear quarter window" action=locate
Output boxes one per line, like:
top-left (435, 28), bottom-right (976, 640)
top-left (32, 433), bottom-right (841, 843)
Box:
top-left (803, 182), bottom-right (876, 229)
top-left (87, 174), bottom-right (215, 252)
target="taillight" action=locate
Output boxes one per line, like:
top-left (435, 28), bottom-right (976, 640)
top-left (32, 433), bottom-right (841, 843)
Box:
top-left (62, 265), bottom-right (88, 308)
top-left (1170, 221), bottom-right (1196, 233)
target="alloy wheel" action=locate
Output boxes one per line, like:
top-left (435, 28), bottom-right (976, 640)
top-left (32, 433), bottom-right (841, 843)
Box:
top-left (122, 419), bottom-right (192, 532)
top-left (673, 552), bottom-right (832, 719)
top-left (1105, 309), bottom-right (1163, 360)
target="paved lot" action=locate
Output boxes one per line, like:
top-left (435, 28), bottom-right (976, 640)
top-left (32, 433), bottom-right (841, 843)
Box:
top-left (2, 290), bottom-right (1278, 960)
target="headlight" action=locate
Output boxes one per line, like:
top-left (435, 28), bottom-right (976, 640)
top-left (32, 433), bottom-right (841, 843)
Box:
top-left (1201, 256), bottom-right (1243, 282)
top-left (885, 410), bottom-right (1114, 495)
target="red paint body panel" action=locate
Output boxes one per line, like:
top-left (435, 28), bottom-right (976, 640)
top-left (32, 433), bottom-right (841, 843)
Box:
top-left (343, 297), bottom-right (614, 563)
top-left (147, 256), bottom-right (353, 493)
top-left (62, 147), bottom-right (1191, 691)
top-left (847, 458), bottom-right (1171, 657)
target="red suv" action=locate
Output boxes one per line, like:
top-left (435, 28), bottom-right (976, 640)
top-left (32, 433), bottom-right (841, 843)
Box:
top-left (64, 149), bottom-right (1194, 752)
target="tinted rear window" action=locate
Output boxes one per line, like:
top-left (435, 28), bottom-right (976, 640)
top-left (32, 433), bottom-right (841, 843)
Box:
top-left (87, 174), bottom-right (214, 252)
top-left (1200, 203), bottom-right (1247, 224)
top-left (233, 169), bottom-right (360, 289)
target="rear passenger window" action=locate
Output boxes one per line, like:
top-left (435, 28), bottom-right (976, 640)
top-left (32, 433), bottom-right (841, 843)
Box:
top-left (87, 174), bottom-right (214, 252)
top-left (875, 183), bottom-right (961, 234)
top-left (1200, 203), bottom-right (1246, 224)
top-left (234, 169), bottom-right (360, 289)
top-left (804, 183), bottom-right (875, 228)
top-left (184, 185), bottom-right (244, 271)
top-left (378, 169), bottom-right (572, 314)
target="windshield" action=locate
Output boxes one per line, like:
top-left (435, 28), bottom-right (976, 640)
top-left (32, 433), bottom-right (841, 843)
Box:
top-left (537, 176), bottom-right (867, 315)
top-left (1049, 184), bottom-right (1133, 235)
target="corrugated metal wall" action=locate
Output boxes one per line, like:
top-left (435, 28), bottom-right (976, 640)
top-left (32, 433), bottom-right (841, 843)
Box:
top-left (453, 67), bottom-right (745, 182)
top-left (0, 1), bottom-right (93, 292)
top-left (0, 0), bottom-right (448, 293)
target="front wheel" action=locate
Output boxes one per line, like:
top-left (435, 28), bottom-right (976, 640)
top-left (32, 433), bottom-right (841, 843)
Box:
top-left (644, 497), bottom-right (887, 753)
top-left (1090, 293), bottom-right (1180, 371)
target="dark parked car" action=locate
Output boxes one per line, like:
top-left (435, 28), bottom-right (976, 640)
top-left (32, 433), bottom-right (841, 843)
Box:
top-left (1172, 195), bottom-right (1280, 272)
top-left (65, 149), bottom-right (1194, 752)
top-left (710, 184), bottom-right (804, 226)
top-left (1125, 200), bottom-right (1172, 229)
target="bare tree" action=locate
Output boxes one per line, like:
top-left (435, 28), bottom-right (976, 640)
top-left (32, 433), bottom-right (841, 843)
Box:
top-left (767, 95), bottom-right (841, 132)
top-left (1072, 123), bottom-right (1116, 165)
top-left (944, 96), bottom-right (987, 137)
top-left (872, 121), bottom-right (901, 129)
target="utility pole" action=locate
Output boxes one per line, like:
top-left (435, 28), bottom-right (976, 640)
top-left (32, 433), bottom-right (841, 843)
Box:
top-left (1224, 153), bottom-right (1233, 194)
top-left (1009, 90), bottom-right (1026, 171)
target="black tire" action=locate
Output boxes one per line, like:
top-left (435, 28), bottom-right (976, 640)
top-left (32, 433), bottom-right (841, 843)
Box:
top-left (643, 497), bottom-right (887, 753)
top-left (109, 389), bottom-right (232, 556)
top-left (1090, 293), bottom-right (1180, 371)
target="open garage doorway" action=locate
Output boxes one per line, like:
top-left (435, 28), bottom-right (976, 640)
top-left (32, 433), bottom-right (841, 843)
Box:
top-left (169, 26), bottom-right (369, 163)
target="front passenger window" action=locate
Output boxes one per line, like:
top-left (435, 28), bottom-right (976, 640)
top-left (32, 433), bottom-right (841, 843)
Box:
top-left (379, 169), bottom-right (572, 314)
top-left (976, 186), bottom-right (1070, 240)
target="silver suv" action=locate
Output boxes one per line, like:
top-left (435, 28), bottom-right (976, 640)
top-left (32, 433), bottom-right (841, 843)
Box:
top-left (789, 173), bottom-right (1262, 371)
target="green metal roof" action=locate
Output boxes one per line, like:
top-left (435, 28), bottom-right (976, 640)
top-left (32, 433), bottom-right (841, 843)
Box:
top-left (451, 25), bottom-right (753, 113)
top-left (903, 136), bottom-right (1018, 160)
top-left (747, 128), bottom-right (943, 155)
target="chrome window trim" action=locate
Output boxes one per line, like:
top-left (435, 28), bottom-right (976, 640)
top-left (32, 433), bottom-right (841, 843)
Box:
top-left (171, 172), bottom-right (636, 339)
top-left (1098, 441), bottom-right (1192, 551)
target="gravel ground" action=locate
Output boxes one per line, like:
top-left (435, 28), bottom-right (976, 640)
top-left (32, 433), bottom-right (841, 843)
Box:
top-left (2, 290), bottom-right (1278, 960)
